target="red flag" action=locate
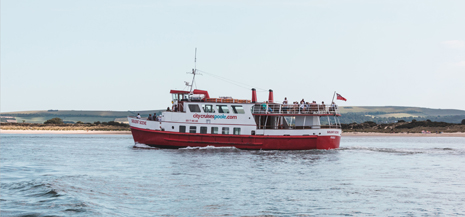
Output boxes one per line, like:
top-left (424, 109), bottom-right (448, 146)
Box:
top-left (336, 93), bottom-right (347, 101)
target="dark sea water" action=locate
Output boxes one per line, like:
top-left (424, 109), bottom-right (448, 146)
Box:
top-left (1, 134), bottom-right (464, 216)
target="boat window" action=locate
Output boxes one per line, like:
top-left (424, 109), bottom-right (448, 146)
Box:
top-left (217, 105), bottom-right (230, 113)
top-left (188, 104), bottom-right (201, 113)
top-left (231, 105), bottom-right (245, 114)
top-left (233, 127), bottom-right (241, 135)
top-left (200, 126), bottom-right (207, 134)
top-left (189, 126), bottom-right (196, 133)
top-left (222, 127), bottom-right (229, 135)
top-left (203, 104), bottom-right (215, 113)
top-left (172, 94), bottom-right (179, 103)
top-left (179, 126), bottom-right (186, 133)
top-left (211, 127), bottom-right (218, 134)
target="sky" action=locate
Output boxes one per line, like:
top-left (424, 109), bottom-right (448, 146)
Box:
top-left (1, 0), bottom-right (464, 112)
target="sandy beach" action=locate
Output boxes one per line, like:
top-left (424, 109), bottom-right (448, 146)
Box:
top-left (342, 132), bottom-right (465, 137)
top-left (0, 130), bottom-right (131, 135)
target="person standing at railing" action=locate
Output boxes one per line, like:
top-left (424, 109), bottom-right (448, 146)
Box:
top-left (310, 101), bottom-right (317, 113)
top-left (282, 97), bottom-right (288, 113)
top-left (330, 102), bottom-right (338, 113)
top-left (261, 101), bottom-right (273, 113)
top-left (291, 101), bottom-right (298, 113)
top-left (305, 102), bottom-right (311, 113)
top-left (137, 113), bottom-right (141, 119)
top-left (299, 99), bottom-right (305, 113)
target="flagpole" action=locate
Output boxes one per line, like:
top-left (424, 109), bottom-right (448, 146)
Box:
top-left (331, 91), bottom-right (336, 104)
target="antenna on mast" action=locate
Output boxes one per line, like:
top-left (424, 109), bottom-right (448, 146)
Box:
top-left (187, 48), bottom-right (201, 93)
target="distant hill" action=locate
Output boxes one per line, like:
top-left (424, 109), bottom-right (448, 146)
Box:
top-left (338, 106), bottom-right (465, 124)
top-left (0, 110), bottom-right (163, 124)
top-left (2, 106), bottom-right (465, 124)
top-left (339, 106), bottom-right (465, 117)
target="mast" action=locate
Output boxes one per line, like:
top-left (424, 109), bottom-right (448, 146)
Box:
top-left (189, 48), bottom-right (197, 93)
top-left (331, 91), bottom-right (336, 104)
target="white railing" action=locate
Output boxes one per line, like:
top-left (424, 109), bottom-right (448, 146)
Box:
top-left (252, 103), bottom-right (340, 115)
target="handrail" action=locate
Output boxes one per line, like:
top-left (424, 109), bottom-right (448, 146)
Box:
top-left (251, 103), bottom-right (340, 115)
top-left (129, 116), bottom-right (162, 122)
top-left (205, 98), bottom-right (251, 103)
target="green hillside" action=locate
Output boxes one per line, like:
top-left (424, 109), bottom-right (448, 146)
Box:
top-left (1, 110), bottom-right (163, 124)
top-left (338, 106), bottom-right (465, 124)
top-left (339, 106), bottom-right (465, 117)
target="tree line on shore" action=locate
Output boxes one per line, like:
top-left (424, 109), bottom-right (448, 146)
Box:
top-left (342, 119), bottom-right (465, 133)
top-left (339, 113), bottom-right (465, 124)
top-left (42, 117), bottom-right (128, 126)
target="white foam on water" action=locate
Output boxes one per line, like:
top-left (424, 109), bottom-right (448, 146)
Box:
top-left (133, 142), bottom-right (158, 149)
top-left (180, 145), bottom-right (238, 150)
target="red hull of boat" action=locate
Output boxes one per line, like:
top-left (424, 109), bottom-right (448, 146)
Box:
top-left (131, 127), bottom-right (340, 150)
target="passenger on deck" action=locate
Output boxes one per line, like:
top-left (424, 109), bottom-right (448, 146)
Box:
top-left (293, 101), bottom-right (299, 113)
top-left (261, 101), bottom-right (272, 113)
top-left (154, 113), bottom-right (158, 121)
top-left (136, 113), bottom-right (141, 119)
top-left (310, 101), bottom-right (318, 113)
top-left (330, 102), bottom-right (338, 112)
top-left (282, 97), bottom-right (288, 113)
top-left (148, 114), bottom-right (153, 120)
top-left (166, 107), bottom-right (171, 111)
top-left (267, 101), bottom-right (273, 113)
top-left (306, 102), bottom-right (311, 112)
top-left (299, 99), bottom-right (305, 112)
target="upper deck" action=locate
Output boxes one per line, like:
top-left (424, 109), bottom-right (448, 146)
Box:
top-left (169, 88), bottom-right (340, 117)
top-left (251, 103), bottom-right (340, 116)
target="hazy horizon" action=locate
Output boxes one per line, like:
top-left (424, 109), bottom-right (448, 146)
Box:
top-left (2, 1), bottom-right (464, 112)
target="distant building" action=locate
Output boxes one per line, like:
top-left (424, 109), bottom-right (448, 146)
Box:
top-left (114, 118), bottom-right (129, 124)
top-left (0, 116), bottom-right (17, 123)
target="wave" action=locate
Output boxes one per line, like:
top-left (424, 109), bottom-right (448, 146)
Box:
top-left (1, 180), bottom-right (62, 199)
top-left (1, 177), bottom-right (92, 216)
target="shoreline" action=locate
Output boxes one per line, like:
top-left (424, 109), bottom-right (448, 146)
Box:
top-left (1, 129), bottom-right (464, 137)
top-left (342, 132), bottom-right (465, 137)
top-left (0, 129), bottom-right (131, 135)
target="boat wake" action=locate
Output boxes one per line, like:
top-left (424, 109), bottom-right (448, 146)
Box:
top-left (133, 143), bottom-right (159, 149)
top-left (180, 145), bottom-right (238, 150)
top-left (133, 144), bottom-right (238, 150)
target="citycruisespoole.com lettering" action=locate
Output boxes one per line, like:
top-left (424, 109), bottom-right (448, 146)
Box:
top-left (193, 114), bottom-right (237, 120)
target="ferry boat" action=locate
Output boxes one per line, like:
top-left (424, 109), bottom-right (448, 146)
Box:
top-left (128, 66), bottom-right (342, 150)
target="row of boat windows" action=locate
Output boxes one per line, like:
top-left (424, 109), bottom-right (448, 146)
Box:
top-left (188, 104), bottom-right (245, 114)
top-left (179, 125), bottom-right (241, 135)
